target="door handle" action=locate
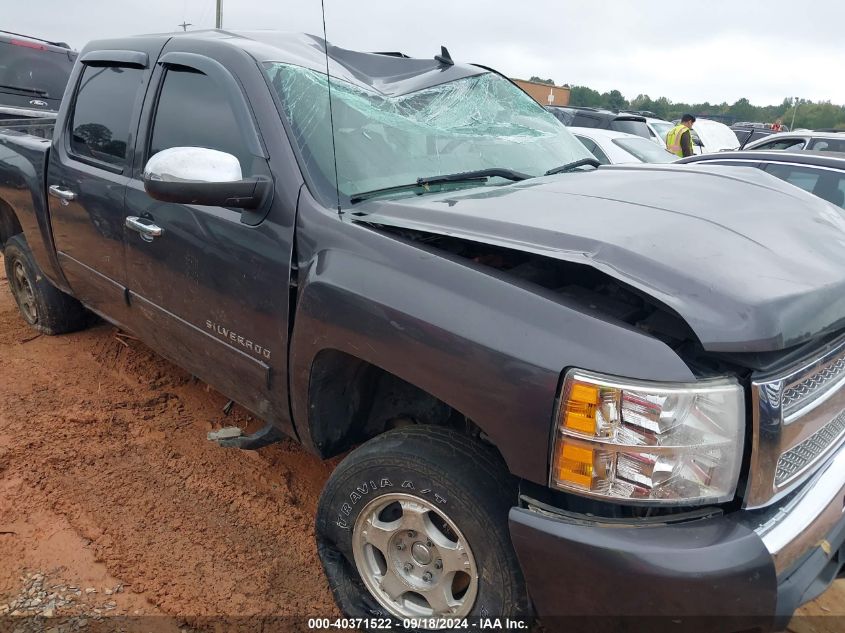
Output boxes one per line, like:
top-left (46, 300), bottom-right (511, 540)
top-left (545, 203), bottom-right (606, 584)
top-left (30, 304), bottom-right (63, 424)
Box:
top-left (125, 216), bottom-right (163, 241)
top-left (48, 185), bottom-right (76, 202)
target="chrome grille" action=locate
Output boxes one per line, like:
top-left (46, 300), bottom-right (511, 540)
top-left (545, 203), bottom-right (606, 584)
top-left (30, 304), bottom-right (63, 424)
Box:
top-left (748, 334), bottom-right (845, 509)
top-left (775, 408), bottom-right (845, 486)
top-left (781, 353), bottom-right (845, 415)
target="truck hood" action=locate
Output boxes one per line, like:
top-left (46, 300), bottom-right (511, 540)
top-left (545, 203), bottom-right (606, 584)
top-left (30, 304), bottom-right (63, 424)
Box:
top-left (356, 164), bottom-right (845, 352)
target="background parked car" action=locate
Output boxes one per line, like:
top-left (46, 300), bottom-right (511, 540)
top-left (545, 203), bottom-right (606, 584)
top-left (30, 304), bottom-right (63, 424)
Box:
top-left (732, 124), bottom-right (777, 148)
top-left (743, 130), bottom-right (845, 153)
top-left (570, 127), bottom-right (676, 164)
top-left (678, 150), bottom-right (845, 209)
top-left (545, 105), bottom-right (652, 139)
top-left (733, 121), bottom-right (790, 131)
top-left (685, 118), bottom-right (740, 153)
top-left (645, 117), bottom-right (673, 148)
top-left (0, 30), bottom-right (76, 119)
top-left (649, 117), bottom-right (735, 154)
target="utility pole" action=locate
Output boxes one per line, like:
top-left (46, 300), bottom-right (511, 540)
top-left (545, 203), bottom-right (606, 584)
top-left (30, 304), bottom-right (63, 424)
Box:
top-left (178, 21), bottom-right (192, 31)
top-left (790, 96), bottom-right (799, 131)
top-left (215, 0), bottom-right (222, 28)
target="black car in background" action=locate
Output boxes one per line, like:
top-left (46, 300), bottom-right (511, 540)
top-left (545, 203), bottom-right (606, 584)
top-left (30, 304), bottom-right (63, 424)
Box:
top-left (546, 105), bottom-right (651, 139)
top-left (731, 124), bottom-right (776, 148)
top-left (678, 150), bottom-right (845, 209)
top-left (0, 30), bottom-right (76, 119)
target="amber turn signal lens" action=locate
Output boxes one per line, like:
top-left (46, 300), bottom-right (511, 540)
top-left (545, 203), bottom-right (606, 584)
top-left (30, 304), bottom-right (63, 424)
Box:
top-left (562, 382), bottom-right (599, 434)
top-left (555, 442), bottom-right (595, 489)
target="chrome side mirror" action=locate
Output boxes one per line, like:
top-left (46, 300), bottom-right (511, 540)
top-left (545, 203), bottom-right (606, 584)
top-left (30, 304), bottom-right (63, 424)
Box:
top-left (143, 147), bottom-right (269, 209)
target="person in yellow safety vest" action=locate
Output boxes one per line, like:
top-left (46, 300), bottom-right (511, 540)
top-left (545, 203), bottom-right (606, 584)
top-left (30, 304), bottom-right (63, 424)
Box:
top-left (666, 114), bottom-right (697, 157)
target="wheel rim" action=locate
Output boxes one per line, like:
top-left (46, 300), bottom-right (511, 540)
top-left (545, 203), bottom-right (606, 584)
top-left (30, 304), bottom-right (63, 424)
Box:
top-left (352, 492), bottom-right (479, 622)
top-left (10, 259), bottom-right (37, 324)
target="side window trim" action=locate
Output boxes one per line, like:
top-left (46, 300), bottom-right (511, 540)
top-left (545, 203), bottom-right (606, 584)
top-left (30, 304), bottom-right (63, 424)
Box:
top-left (64, 61), bottom-right (146, 175)
top-left (574, 135), bottom-right (609, 164)
top-left (151, 52), bottom-right (267, 162)
top-left (80, 50), bottom-right (149, 68)
top-left (700, 160), bottom-right (761, 168)
top-left (590, 143), bottom-right (610, 165)
top-left (573, 135), bottom-right (595, 152)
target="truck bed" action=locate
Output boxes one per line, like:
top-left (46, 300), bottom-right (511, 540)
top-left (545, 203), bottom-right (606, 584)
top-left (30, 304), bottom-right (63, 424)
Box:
top-left (0, 117), bottom-right (56, 140)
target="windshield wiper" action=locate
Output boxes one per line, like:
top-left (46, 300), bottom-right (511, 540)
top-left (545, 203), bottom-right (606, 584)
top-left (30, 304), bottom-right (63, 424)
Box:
top-left (350, 168), bottom-right (530, 204)
top-left (544, 157), bottom-right (601, 175)
top-left (417, 167), bottom-right (530, 186)
top-left (0, 84), bottom-right (48, 96)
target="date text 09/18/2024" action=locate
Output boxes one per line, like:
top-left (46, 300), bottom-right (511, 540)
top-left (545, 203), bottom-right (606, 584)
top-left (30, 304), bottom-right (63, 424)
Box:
top-left (306, 618), bottom-right (530, 629)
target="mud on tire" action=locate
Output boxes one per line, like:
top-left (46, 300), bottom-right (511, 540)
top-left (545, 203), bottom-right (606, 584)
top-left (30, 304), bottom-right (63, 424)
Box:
top-left (315, 426), bottom-right (530, 627)
top-left (3, 234), bottom-right (90, 335)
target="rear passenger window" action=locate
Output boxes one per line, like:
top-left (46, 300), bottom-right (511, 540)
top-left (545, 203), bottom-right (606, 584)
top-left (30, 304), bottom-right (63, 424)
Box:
top-left (809, 138), bottom-right (845, 153)
top-left (755, 138), bottom-right (806, 151)
top-left (149, 67), bottom-right (249, 170)
top-left (70, 65), bottom-right (143, 166)
top-left (764, 163), bottom-right (820, 193)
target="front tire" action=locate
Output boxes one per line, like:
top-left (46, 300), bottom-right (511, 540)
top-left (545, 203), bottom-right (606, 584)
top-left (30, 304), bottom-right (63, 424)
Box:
top-left (3, 234), bottom-right (90, 335)
top-left (316, 426), bottom-right (530, 627)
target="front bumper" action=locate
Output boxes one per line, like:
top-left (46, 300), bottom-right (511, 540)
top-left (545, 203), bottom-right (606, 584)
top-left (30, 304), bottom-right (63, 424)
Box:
top-left (510, 446), bottom-right (845, 632)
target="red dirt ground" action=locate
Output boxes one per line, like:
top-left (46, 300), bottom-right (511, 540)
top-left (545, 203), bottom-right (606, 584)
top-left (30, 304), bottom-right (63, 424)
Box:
top-left (0, 257), bottom-right (338, 629)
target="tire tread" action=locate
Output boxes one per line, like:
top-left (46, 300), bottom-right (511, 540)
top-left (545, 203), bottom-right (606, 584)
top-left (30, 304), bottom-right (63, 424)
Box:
top-left (3, 234), bottom-right (90, 335)
top-left (316, 426), bottom-right (531, 625)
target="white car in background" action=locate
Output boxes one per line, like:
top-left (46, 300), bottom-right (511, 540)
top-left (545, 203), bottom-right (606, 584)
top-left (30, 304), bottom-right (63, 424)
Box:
top-left (742, 130), bottom-right (845, 152)
top-left (646, 117), bottom-right (739, 154)
top-left (646, 118), bottom-right (673, 148)
top-left (647, 117), bottom-right (704, 154)
top-left (692, 118), bottom-right (740, 153)
top-left (569, 127), bottom-right (676, 164)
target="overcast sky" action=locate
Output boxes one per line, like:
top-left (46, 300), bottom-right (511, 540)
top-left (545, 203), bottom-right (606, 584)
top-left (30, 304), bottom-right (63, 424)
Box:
top-left (8, 0), bottom-right (845, 106)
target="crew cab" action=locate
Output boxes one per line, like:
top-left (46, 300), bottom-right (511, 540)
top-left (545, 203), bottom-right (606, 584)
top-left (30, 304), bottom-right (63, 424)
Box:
top-left (4, 30), bottom-right (845, 631)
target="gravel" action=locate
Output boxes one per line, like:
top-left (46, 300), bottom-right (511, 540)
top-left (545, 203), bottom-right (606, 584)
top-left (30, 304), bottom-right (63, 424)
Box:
top-left (0, 570), bottom-right (128, 630)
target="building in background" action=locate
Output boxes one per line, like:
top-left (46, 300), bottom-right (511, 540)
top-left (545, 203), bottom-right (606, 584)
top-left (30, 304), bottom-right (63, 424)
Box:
top-left (512, 79), bottom-right (570, 107)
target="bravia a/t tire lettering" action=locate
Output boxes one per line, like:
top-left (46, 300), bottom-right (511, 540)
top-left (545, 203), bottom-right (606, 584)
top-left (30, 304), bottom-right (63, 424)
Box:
top-left (315, 426), bottom-right (530, 630)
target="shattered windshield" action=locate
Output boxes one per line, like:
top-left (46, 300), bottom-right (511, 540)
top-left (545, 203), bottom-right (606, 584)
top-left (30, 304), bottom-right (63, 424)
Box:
top-left (264, 63), bottom-right (593, 205)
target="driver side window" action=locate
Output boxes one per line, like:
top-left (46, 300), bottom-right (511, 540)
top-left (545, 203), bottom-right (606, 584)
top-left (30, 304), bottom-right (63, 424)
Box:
top-left (150, 67), bottom-right (251, 172)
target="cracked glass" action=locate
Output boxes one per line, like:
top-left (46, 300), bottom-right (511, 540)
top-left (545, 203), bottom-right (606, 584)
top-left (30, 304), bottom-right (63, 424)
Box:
top-left (265, 63), bottom-right (593, 205)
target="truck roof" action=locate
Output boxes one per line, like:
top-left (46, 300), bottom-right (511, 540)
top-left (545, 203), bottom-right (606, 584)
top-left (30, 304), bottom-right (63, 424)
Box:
top-left (83, 29), bottom-right (486, 97)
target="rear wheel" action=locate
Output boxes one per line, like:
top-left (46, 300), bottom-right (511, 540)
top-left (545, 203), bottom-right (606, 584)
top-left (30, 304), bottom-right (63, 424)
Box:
top-left (316, 426), bottom-right (530, 628)
top-left (3, 234), bottom-right (90, 335)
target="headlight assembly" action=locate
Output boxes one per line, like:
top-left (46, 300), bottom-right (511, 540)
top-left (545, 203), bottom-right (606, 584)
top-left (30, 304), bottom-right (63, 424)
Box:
top-left (550, 369), bottom-right (744, 505)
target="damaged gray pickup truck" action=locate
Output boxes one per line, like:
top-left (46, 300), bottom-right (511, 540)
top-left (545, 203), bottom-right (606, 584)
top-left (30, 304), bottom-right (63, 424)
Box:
top-left (3, 29), bottom-right (845, 631)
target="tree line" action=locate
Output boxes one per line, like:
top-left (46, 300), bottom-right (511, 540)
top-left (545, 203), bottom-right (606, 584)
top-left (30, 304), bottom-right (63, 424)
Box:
top-left (526, 78), bottom-right (845, 129)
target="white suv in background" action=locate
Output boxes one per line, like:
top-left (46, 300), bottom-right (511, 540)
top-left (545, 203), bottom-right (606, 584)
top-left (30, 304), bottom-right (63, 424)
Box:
top-left (647, 117), bottom-right (739, 154)
top-left (693, 118), bottom-right (741, 152)
top-left (569, 127), bottom-right (676, 164)
top-left (645, 117), bottom-right (673, 149)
